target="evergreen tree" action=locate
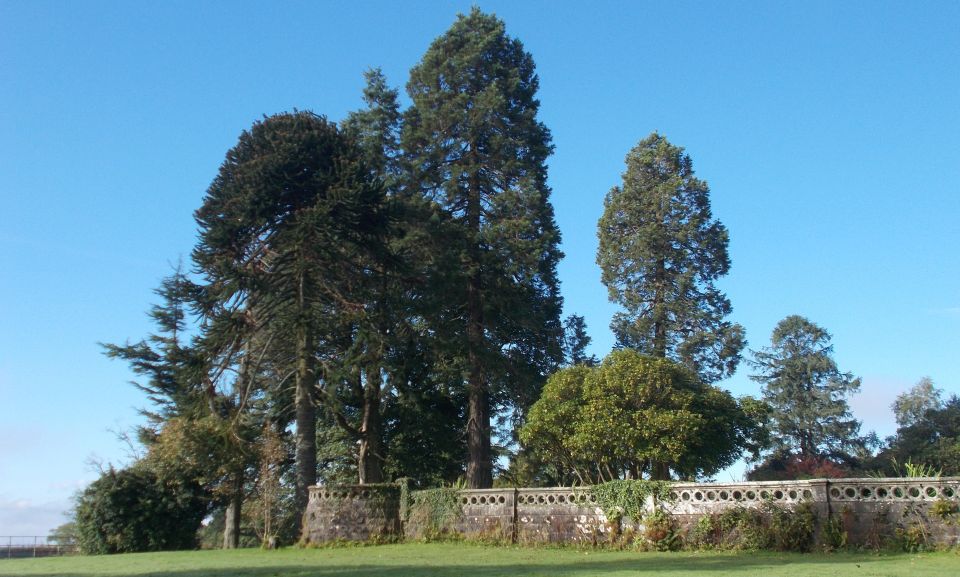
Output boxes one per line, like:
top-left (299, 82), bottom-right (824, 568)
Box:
top-left (101, 266), bottom-right (202, 427)
top-left (597, 133), bottom-right (744, 383)
top-left (103, 268), bottom-right (275, 548)
top-left (193, 111), bottom-right (388, 525)
top-left (562, 314), bottom-right (598, 367)
top-left (749, 315), bottom-right (864, 461)
top-left (402, 8), bottom-right (564, 488)
top-left (342, 68), bottom-right (403, 184)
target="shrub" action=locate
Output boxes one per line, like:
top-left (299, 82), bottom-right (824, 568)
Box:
top-left (716, 506), bottom-right (768, 550)
top-left (821, 514), bottom-right (848, 551)
top-left (642, 509), bottom-right (681, 551)
top-left (75, 466), bottom-right (208, 554)
top-left (767, 501), bottom-right (816, 552)
top-left (701, 502), bottom-right (817, 552)
top-left (688, 514), bottom-right (718, 549)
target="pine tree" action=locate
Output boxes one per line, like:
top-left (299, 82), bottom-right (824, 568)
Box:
top-left (403, 8), bottom-right (564, 487)
top-left (597, 133), bottom-right (744, 383)
top-left (749, 315), bottom-right (863, 461)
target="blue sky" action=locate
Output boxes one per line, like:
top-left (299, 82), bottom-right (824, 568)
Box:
top-left (1, 1), bottom-right (957, 535)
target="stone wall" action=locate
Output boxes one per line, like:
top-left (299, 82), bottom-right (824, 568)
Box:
top-left (662, 478), bottom-right (960, 546)
top-left (304, 477), bottom-right (960, 548)
top-left (303, 484), bottom-right (401, 543)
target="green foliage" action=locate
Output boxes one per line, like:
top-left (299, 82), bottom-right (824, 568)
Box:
top-left (873, 394), bottom-right (960, 477)
top-left (767, 502), bottom-right (817, 552)
top-left (750, 315), bottom-right (866, 464)
top-left (407, 488), bottom-right (464, 541)
top-left (893, 377), bottom-right (943, 428)
top-left (382, 388), bottom-right (466, 487)
top-left (521, 351), bottom-right (767, 482)
top-left (889, 501), bottom-right (958, 552)
top-left (403, 7), bottom-right (564, 487)
top-left (892, 498), bottom-right (958, 552)
top-left (689, 514), bottom-right (718, 549)
top-left (696, 502), bottom-right (817, 552)
top-left (714, 506), bottom-right (769, 550)
top-left (640, 509), bottom-right (681, 551)
top-left (562, 314), bottom-right (598, 367)
top-left (590, 480), bottom-right (674, 523)
top-left (821, 514), bottom-right (849, 551)
top-left (597, 132), bottom-right (745, 383)
top-left (930, 499), bottom-right (958, 522)
top-left (518, 365), bottom-right (592, 484)
top-left (892, 458), bottom-right (943, 478)
top-left (48, 521), bottom-right (79, 546)
top-left (74, 466), bottom-right (208, 554)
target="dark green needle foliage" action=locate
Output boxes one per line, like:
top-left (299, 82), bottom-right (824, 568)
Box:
top-left (750, 315), bottom-right (864, 463)
top-left (403, 8), bottom-right (564, 487)
top-left (597, 133), bottom-right (744, 383)
top-left (342, 67), bottom-right (403, 185)
top-left (193, 111), bottom-right (389, 523)
top-left (562, 314), bottom-right (598, 367)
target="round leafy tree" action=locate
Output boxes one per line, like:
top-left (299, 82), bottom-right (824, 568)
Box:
top-left (521, 350), bottom-right (767, 483)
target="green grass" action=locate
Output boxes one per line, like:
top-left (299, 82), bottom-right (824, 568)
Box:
top-left (1, 543), bottom-right (957, 577)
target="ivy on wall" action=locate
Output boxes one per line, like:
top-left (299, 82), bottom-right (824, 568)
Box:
top-left (590, 480), bottom-right (675, 522)
top-left (406, 487), bottom-right (463, 539)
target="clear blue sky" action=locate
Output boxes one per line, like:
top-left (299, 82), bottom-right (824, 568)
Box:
top-left (1, 1), bottom-right (957, 536)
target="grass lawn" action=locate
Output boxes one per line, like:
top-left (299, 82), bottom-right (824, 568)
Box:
top-left (1, 543), bottom-right (957, 577)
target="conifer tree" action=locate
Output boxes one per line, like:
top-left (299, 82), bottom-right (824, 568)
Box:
top-left (403, 8), bottom-right (564, 487)
top-left (749, 315), bottom-right (863, 461)
top-left (562, 314), bottom-right (598, 367)
top-left (193, 111), bottom-right (388, 523)
top-left (597, 133), bottom-right (744, 383)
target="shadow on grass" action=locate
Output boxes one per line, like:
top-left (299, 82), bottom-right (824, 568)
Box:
top-left (5, 552), bottom-right (915, 577)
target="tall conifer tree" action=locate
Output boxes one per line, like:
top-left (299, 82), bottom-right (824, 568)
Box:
top-left (597, 133), bottom-right (744, 384)
top-left (403, 8), bottom-right (563, 488)
top-left (193, 112), bottom-right (388, 523)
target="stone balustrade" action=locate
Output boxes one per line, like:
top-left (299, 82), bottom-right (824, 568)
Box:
top-left (304, 477), bottom-right (960, 547)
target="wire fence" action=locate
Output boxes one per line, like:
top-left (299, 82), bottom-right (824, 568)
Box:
top-left (0, 536), bottom-right (78, 558)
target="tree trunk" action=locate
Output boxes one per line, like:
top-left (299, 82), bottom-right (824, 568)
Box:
top-left (466, 361), bottom-right (492, 488)
top-left (222, 470), bottom-right (243, 549)
top-left (358, 366), bottom-right (384, 484)
top-left (293, 273), bottom-right (317, 530)
top-left (652, 256), bottom-right (667, 358)
top-left (465, 156), bottom-right (492, 489)
top-left (650, 460), bottom-right (670, 481)
top-left (466, 271), bottom-right (492, 488)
